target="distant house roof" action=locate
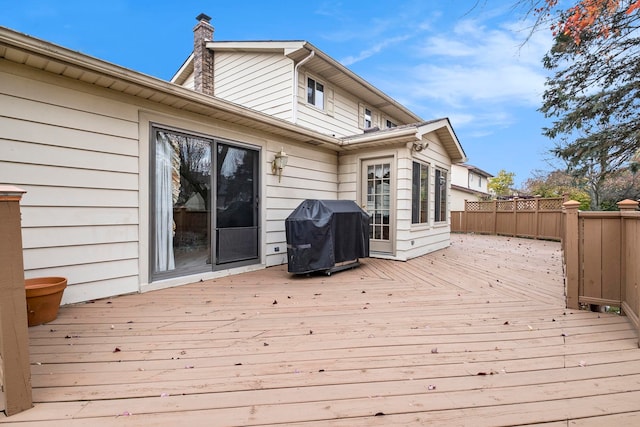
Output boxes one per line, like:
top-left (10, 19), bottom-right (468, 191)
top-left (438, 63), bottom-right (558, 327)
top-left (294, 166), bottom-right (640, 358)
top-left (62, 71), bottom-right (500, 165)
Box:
top-left (171, 40), bottom-right (423, 126)
top-left (451, 184), bottom-right (491, 197)
top-left (456, 163), bottom-right (494, 178)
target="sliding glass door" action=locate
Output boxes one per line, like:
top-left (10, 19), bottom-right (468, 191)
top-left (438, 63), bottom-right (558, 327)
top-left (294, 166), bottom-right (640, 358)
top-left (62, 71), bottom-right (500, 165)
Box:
top-left (215, 143), bottom-right (259, 264)
top-left (152, 127), bottom-right (259, 279)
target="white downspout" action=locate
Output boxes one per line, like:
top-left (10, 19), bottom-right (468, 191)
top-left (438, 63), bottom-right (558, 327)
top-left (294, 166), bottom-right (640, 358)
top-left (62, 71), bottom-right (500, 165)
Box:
top-left (292, 50), bottom-right (314, 124)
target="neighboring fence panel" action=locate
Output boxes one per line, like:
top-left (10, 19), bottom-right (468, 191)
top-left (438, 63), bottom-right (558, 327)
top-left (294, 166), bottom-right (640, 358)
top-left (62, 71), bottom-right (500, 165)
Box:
top-left (451, 197), bottom-right (564, 240)
top-left (563, 200), bottom-right (640, 346)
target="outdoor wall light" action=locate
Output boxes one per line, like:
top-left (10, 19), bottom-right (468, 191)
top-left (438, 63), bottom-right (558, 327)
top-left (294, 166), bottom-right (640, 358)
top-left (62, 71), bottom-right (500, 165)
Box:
top-left (272, 147), bottom-right (288, 182)
top-left (409, 140), bottom-right (430, 152)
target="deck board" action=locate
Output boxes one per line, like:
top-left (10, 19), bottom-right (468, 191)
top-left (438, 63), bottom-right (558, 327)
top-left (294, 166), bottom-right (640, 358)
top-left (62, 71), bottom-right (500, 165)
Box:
top-left (2, 234), bottom-right (639, 426)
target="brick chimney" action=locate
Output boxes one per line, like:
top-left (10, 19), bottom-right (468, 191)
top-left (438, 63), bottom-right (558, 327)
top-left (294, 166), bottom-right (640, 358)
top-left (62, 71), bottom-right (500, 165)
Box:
top-left (193, 13), bottom-right (214, 95)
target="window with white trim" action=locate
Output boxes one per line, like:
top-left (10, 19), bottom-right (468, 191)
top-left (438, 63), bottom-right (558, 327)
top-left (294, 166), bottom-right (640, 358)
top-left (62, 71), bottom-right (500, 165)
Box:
top-left (386, 119), bottom-right (397, 128)
top-left (307, 77), bottom-right (324, 109)
top-left (434, 168), bottom-right (448, 222)
top-left (364, 108), bottom-right (373, 128)
top-left (412, 161), bottom-right (429, 224)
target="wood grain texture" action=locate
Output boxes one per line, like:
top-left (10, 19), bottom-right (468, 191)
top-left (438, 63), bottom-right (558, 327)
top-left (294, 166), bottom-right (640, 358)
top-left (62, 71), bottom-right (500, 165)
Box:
top-left (2, 235), bottom-right (639, 426)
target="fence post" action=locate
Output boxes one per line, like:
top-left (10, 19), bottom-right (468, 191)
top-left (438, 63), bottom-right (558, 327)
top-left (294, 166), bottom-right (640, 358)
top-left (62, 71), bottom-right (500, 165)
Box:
top-left (0, 186), bottom-right (32, 415)
top-left (492, 199), bottom-right (497, 235)
top-left (513, 197), bottom-right (518, 237)
top-left (563, 200), bottom-right (581, 310)
top-left (463, 199), bottom-right (468, 232)
top-left (534, 195), bottom-right (541, 239)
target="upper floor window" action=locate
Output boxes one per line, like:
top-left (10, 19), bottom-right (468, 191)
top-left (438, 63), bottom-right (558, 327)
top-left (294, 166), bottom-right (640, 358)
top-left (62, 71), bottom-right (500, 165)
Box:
top-left (364, 108), bottom-right (373, 128)
top-left (307, 77), bottom-right (324, 109)
top-left (386, 120), bottom-right (397, 128)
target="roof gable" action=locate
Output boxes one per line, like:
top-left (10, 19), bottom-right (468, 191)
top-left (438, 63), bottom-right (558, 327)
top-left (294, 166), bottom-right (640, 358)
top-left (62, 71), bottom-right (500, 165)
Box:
top-left (172, 40), bottom-right (422, 125)
top-left (340, 118), bottom-right (467, 163)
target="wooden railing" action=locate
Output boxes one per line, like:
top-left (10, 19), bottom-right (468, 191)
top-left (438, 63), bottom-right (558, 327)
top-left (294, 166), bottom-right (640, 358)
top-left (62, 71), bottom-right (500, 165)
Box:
top-left (451, 197), bottom-right (564, 240)
top-left (0, 186), bottom-right (33, 415)
top-left (563, 199), bottom-right (640, 346)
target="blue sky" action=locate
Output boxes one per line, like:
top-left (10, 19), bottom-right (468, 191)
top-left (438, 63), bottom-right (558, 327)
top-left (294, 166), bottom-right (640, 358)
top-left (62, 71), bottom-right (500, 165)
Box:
top-left (2, 0), bottom-right (561, 186)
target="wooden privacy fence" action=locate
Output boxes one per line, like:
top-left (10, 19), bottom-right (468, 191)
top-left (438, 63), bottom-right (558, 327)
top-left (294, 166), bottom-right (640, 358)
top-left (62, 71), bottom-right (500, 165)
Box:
top-left (563, 199), bottom-right (640, 345)
top-left (451, 197), bottom-right (564, 240)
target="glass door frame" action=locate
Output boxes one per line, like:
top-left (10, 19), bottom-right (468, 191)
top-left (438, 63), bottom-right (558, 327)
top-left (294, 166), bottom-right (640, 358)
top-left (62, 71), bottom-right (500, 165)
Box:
top-left (361, 156), bottom-right (395, 254)
top-left (149, 124), bottom-right (261, 282)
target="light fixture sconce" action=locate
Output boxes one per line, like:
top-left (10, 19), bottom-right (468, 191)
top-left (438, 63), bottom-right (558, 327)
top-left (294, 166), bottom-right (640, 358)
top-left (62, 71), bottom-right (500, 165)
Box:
top-left (410, 140), bottom-right (429, 152)
top-left (272, 147), bottom-right (288, 182)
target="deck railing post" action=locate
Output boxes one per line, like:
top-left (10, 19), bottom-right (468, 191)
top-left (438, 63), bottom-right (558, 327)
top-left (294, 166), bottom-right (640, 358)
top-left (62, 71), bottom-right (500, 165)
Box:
top-left (563, 200), bottom-right (581, 310)
top-left (0, 186), bottom-right (32, 415)
top-left (617, 199), bottom-right (639, 346)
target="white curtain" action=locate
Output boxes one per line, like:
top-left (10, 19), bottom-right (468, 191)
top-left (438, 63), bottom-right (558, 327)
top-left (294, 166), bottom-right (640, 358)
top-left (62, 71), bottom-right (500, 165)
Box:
top-left (155, 132), bottom-right (175, 271)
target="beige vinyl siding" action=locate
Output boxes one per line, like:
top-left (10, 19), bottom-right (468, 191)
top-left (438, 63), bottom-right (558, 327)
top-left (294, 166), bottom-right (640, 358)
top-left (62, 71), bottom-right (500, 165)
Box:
top-left (183, 72), bottom-right (195, 90)
top-left (450, 188), bottom-right (469, 211)
top-left (215, 52), bottom-right (293, 121)
top-left (0, 64), bottom-right (140, 304)
top-left (0, 65), bottom-right (138, 302)
top-left (296, 71), bottom-right (364, 138)
top-left (297, 77), bottom-right (403, 137)
top-left (338, 135), bottom-right (452, 262)
top-left (451, 164), bottom-right (470, 187)
top-left (264, 142), bottom-right (338, 267)
top-left (337, 154), bottom-right (359, 201)
top-left (395, 133), bottom-right (452, 260)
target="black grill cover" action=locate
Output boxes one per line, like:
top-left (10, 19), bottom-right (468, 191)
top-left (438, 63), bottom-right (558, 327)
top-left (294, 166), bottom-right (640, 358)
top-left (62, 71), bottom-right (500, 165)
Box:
top-left (285, 199), bottom-right (370, 274)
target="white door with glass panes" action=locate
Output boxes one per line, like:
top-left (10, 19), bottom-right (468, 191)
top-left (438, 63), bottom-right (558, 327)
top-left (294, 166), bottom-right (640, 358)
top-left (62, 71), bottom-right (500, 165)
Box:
top-left (361, 159), bottom-right (393, 253)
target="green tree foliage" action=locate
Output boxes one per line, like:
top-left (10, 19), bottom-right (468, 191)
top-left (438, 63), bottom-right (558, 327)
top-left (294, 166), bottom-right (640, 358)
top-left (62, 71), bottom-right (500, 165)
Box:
top-left (536, 2), bottom-right (640, 206)
top-left (522, 169), bottom-right (591, 209)
top-left (488, 169), bottom-right (516, 197)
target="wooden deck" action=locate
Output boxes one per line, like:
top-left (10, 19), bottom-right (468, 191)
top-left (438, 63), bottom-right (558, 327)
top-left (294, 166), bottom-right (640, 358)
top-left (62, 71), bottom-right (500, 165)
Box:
top-left (2, 234), bottom-right (640, 426)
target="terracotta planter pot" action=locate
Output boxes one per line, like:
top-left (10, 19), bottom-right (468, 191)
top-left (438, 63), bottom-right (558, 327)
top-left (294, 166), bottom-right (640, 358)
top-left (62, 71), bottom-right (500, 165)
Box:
top-left (25, 277), bottom-right (67, 327)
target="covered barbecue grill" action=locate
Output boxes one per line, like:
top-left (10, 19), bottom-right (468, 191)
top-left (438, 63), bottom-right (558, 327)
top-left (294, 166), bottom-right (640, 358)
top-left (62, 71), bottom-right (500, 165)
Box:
top-left (285, 199), bottom-right (370, 274)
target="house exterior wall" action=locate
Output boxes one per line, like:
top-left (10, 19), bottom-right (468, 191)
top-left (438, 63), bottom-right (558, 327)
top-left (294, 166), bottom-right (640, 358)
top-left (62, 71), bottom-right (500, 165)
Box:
top-left (337, 131), bottom-right (452, 261)
top-left (396, 134), bottom-right (452, 260)
top-left (0, 59), bottom-right (339, 304)
top-left (179, 58), bottom-right (402, 139)
top-left (1, 61), bottom-right (141, 304)
top-left (296, 69), bottom-right (364, 137)
top-left (214, 51), bottom-right (294, 121)
top-left (451, 164), bottom-right (470, 187)
top-left (451, 164), bottom-right (491, 211)
top-left (294, 68), bottom-right (403, 138)
top-left (263, 143), bottom-right (338, 267)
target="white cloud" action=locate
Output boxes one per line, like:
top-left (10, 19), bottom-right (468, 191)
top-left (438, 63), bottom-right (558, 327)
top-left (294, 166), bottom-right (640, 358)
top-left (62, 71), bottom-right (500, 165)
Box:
top-left (412, 18), bottom-right (552, 108)
top-left (341, 34), bottom-right (412, 66)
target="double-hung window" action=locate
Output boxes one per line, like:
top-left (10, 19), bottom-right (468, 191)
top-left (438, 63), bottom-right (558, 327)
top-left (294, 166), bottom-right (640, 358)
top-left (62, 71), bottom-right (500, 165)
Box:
top-left (434, 168), bottom-right (448, 222)
top-left (412, 162), bottom-right (429, 224)
top-left (307, 77), bottom-right (324, 109)
top-left (364, 108), bottom-right (373, 128)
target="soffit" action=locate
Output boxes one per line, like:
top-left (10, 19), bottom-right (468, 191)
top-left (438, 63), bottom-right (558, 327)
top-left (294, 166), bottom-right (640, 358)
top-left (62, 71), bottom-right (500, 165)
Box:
top-left (340, 119), bottom-right (467, 163)
top-left (0, 28), bottom-right (339, 149)
top-left (289, 43), bottom-right (421, 125)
